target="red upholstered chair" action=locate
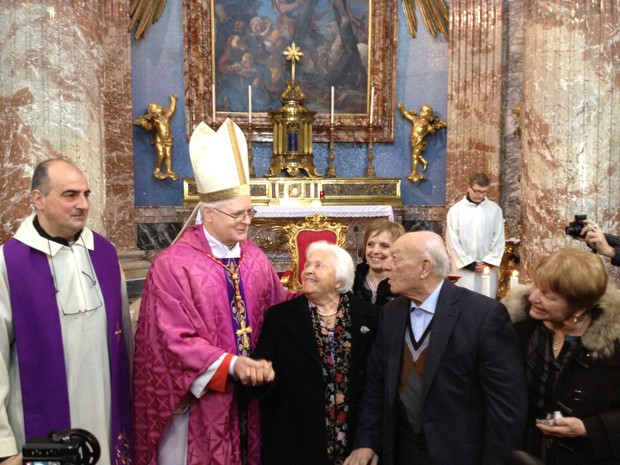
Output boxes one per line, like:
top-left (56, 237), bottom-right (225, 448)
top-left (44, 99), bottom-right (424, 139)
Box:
top-left (280, 214), bottom-right (348, 291)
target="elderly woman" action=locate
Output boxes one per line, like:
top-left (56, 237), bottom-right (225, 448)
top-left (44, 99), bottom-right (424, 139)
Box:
top-left (502, 247), bottom-right (620, 465)
top-left (352, 218), bottom-right (405, 305)
top-left (253, 241), bottom-right (379, 465)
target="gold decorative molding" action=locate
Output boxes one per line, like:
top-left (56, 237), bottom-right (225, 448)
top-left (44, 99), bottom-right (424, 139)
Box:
top-left (183, 177), bottom-right (401, 206)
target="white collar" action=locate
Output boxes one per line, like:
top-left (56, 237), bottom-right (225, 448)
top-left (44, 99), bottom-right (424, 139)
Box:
top-left (14, 214), bottom-right (94, 257)
top-left (202, 226), bottom-right (240, 258)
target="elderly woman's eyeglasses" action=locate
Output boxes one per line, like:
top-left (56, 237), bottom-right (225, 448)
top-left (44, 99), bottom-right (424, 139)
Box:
top-left (212, 207), bottom-right (257, 223)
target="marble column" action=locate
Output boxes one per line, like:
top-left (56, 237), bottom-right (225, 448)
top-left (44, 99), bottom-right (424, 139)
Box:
top-left (0, 1), bottom-right (135, 248)
top-left (447, 0), bottom-right (505, 205)
top-left (521, 0), bottom-right (620, 280)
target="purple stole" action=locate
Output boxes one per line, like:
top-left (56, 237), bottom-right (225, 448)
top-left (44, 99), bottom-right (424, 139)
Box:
top-left (222, 257), bottom-right (253, 356)
top-left (4, 233), bottom-right (133, 462)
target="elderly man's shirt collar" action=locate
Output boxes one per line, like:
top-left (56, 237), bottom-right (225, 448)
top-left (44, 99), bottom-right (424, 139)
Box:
top-left (410, 280), bottom-right (444, 314)
top-left (203, 226), bottom-right (241, 258)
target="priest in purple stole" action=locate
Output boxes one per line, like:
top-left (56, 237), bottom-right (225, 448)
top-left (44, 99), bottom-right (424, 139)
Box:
top-left (133, 119), bottom-right (292, 465)
top-left (0, 158), bottom-right (133, 465)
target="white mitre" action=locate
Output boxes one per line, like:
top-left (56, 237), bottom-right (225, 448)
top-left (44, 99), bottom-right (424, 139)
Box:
top-left (189, 118), bottom-right (250, 202)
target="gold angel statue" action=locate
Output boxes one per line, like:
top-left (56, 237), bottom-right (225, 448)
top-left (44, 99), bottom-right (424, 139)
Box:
top-left (398, 102), bottom-right (447, 183)
top-left (134, 94), bottom-right (178, 181)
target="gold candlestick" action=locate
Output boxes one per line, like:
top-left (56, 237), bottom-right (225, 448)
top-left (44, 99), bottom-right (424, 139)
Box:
top-left (248, 120), bottom-right (256, 177)
top-left (326, 123), bottom-right (338, 177)
top-left (365, 122), bottom-right (376, 177)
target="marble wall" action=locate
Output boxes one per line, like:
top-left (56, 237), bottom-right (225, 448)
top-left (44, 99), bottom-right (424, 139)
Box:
top-left (447, 0), bottom-right (505, 209)
top-left (520, 0), bottom-right (619, 279)
top-left (0, 1), bottom-right (135, 249)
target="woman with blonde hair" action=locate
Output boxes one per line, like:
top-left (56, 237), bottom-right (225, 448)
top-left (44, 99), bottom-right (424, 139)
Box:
top-left (502, 247), bottom-right (620, 465)
top-left (352, 218), bottom-right (405, 305)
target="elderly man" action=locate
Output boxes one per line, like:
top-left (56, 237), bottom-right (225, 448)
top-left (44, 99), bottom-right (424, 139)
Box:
top-left (0, 158), bottom-right (133, 465)
top-left (345, 231), bottom-right (527, 465)
top-left (133, 119), bottom-right (292, 465)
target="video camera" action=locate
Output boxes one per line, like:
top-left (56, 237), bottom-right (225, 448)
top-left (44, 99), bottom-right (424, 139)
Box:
top-left (565, 214), bottom-right (588, 237)
top-left (22, 429), bottom-right (100, 465)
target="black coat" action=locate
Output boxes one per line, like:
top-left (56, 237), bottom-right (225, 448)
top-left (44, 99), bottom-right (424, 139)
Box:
top-left (352, 262), bottom-right (397, 306)
top-left (504, 285), bottom-right (620, 465)
top-left (354, 279), bottom-right (528, 465)
top-left (604, 233), bottom-right (620, 267)
top-left (252, 293), bottom-right (379, 465)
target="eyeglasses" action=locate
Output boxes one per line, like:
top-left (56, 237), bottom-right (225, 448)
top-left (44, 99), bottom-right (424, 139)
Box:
top-left (49, 238), bottom-right (103, 315)
top-left (212, 207), bottom-right (257, 223)
top-left (469, 186), bottom-right (488, 195)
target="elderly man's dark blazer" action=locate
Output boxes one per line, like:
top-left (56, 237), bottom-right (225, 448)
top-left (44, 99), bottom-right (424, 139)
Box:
top-left (253, 293), bottom-right (379, 465)
top-left (353, 279), bottom-right (527, 465)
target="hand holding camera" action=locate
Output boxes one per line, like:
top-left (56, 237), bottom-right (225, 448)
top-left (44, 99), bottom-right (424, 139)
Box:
top-left (566, 216), bottom-right (617, 260)
top-left (565, 214), bottom-right (588, 237)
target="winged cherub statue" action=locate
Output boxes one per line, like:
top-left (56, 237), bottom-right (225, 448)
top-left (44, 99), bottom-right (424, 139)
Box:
top-left (398, 102), bottom-right (447, 183)
top-left (134, 94), bottom-right (178, 181)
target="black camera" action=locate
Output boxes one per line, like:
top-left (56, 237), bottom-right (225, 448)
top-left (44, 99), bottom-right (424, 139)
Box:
top-left (565, 214), bottom-right (588, 237)
top-left (22, 429), bottom-right (100, 465)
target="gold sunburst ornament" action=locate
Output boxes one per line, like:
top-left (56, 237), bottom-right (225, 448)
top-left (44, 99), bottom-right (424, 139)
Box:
top-left (128, 0), bottom-right (168, 40)
top-left (402, 0), bottom-right (449, 39)
top-left (283, 43), bottom-right (304, 81)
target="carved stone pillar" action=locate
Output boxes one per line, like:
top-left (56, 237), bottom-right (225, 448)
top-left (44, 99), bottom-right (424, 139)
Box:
top-left (0, 1), bottom-right (135, 248)
top-left (520, 0), bottom-right (620, 280)
top-left (446, 0), bottom-right (506, 205)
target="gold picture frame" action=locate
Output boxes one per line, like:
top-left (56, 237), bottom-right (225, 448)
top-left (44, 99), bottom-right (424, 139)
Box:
top-left (182, 0), bottom-right (398, 143)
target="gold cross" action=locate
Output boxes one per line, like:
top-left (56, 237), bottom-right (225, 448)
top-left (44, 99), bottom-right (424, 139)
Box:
top-left (283, 42), bottom-right (303, 82)
top-left (236, 320), bottom-right (253, 351)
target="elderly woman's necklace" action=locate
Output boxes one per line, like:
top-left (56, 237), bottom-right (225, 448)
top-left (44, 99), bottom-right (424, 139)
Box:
top-left (317, 309), bottom-right (338, 317)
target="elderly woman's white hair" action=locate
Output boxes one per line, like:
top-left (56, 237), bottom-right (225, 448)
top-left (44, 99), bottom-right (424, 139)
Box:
top-left (305, 241), bottom-right (355, 294)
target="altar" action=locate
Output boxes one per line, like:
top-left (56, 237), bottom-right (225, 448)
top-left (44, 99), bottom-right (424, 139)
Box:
top-left (250, 204), bottom-right (395, 272)
top-left (254, 205), bottom-right (394, 221)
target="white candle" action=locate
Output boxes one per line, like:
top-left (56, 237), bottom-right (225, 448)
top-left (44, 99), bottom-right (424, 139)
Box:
top-left (330, 86), bottom-right (334, 124)
top-left (212, 84), bottom-right (216, 123)
top-left (509, 270), bottom-right (519, 289)
top-left (369, 86), bottom-right (375, 122)
top-left (248, 85), bottom-right (252, 124)
top-left (481, 266), bottom-right (491, 297)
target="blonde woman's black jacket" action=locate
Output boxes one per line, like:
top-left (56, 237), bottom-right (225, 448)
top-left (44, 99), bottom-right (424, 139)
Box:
top-left (353, 262), bottom-right (397, 306)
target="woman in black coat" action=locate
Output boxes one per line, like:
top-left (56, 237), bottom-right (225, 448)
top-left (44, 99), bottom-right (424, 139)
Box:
top-left (502, 247), bottom-right (620, 465)
top-left (352, 218), bottom-right (404, 306)
top-left (253, 241), bottom-right (379, 465)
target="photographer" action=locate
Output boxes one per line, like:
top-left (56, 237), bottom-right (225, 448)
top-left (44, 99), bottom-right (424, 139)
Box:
top-left (577, 219), bottom-right (620, 267)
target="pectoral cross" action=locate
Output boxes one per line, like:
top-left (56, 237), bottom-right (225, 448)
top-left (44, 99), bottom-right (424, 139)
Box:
top-left (236, 320), bottom-right (253, 351)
